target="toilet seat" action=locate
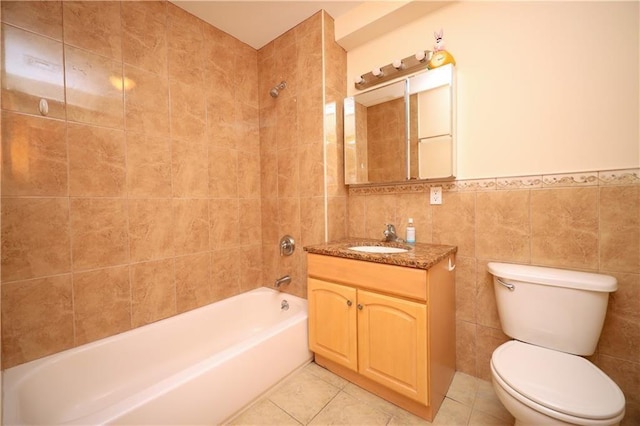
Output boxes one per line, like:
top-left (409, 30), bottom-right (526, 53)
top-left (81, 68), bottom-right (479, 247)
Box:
top-left (491, 341), bottom-right (625, 422)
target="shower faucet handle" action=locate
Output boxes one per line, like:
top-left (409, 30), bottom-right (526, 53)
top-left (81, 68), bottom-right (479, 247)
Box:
top-left (279, 235), bottom-right (295, 256)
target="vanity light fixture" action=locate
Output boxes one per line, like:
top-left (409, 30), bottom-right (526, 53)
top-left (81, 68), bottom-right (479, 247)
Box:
top-left (354, 49), bottom-right (432, 90)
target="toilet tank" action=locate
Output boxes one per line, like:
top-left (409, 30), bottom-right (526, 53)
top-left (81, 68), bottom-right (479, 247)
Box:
top-left (487, 262), bottom-right (617, 356)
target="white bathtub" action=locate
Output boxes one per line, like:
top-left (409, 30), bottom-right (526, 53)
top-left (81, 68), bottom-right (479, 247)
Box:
top-left (3, 287), bottom-right (312, 425)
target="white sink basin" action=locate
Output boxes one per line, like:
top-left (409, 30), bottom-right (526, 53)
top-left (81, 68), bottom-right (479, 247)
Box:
top-left (349, 246), bottom-right (409, 254)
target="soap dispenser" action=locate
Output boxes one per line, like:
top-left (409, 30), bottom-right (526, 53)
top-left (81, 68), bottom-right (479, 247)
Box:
top-left (406, 218), bottom-right (416, 244)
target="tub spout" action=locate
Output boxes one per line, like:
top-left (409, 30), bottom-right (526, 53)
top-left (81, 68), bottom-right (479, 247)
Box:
top-left (274, 275), bottom-right (291, 288)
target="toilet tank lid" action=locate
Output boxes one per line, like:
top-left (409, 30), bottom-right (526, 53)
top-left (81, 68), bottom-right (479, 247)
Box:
top-left (487, 262), bottom-right (617, 292)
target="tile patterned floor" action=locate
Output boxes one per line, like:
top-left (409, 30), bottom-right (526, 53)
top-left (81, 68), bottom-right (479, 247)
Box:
top-left (226, 362), bottom-right (515, 425)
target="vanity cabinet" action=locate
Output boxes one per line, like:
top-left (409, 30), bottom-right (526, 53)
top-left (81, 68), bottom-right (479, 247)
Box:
top-left (307, 252), bottom-right (455, 421)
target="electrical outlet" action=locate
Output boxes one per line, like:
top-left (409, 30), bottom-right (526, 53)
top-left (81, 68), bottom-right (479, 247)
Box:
top-left (430, 186), bottom-right (442, 205)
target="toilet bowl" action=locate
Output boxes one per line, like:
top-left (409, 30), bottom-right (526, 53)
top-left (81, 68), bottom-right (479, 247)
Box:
top-left (486, 262), bottom-right (626, 426)
top-left (491, 341), bottom-right (625, 426)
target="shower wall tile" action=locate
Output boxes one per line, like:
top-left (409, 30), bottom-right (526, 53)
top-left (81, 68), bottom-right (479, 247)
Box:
top-left (1, 111), bottom-right (68, 197)
top-left (64, 46), bottom-right (124, 129)
top-left (203, 24), bottom-right (235, 81)
top-left (1, 275), bottom-right (74, 368)
top-left (277, 148), bottom-right (300, 198)
top-left (63, 1), bottom-right (122, 61)
top-left (73, 265), bottom-right (131, 345)
top-left (298, 142), bottom-right (324, 197)
top-left (207, 98), bottom-right (238, 149)
top-left (209, 198), bottom-right (240, 250)
top-left (211, 249), bottom-right (241, 301)
top-left (209, 146), bottom-right (238, 198)
top-left (237, 151), bottom-right (261, 198)
top-left (1, 1), bottom-right (63, 40)
top-left (239, 199), bottom-right (262, 242)
top-left (169, 80), bottom-right (206, 143)
top-left (1, 197), bottom-right (70, 282)
top-left (128, 199), bottom-right (174, 262)
top-left (175, 252), bottom-right (213, 313)
top-left (235, 44), bottom-right (260, 108)
top-left (171, 138), bottom-right (208, 198)
top-left (70, 198), bottom-right (129, 271)
top-left (278, 197), bottom-right (301, 240)
top-left (260, 198), bottom-right (279, 244)
top-left (126, 132), bottom-right (172, 198)
top-left (238, 104), bottom-right (261, 153)
top-left (1, 0), bottom-right (263, 368)
top-left (131, 258), bottom-right (176, 327)
top-left (121, 1), bottom-right (167, 76)
top-left (167, 3), bottom-right (203, 85)
top-left (275, 98), bottom-right (298, 151)
top-left (1, 25), bottom-right (66, 119)
top-left (173, 198), bottom-right (210, 255)
top-left (300, 197), bottom-right (325, 246)
top-left (239, 245), bottom-right (263, 292)
top-left (531, 187), bottom-right (599, 269)
top-left (124, 65), bottom-right (170, 136)
top-left (67, 123), bottom-right (126, 197)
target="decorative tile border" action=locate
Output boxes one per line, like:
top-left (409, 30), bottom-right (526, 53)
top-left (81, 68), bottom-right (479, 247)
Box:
top-left (496, 175), bottom-right (543, 190)
top-left (348, 168), bottom-right (640, 195)
top-left (598, 169), bottom-right (640, 186)
top-left (542, 172), bottom-right (599, 187)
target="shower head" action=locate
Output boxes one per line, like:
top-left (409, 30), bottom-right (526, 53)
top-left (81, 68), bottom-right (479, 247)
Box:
top-left (270, 81), bottom-right (287, 98)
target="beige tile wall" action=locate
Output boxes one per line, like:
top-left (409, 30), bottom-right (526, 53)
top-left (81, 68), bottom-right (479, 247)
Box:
top-left (0, 1), bottom-right (262, 368)
top-left (347, 171), bottom-right (640, 422)
top-left (258, 12), bottom-right (347, 299)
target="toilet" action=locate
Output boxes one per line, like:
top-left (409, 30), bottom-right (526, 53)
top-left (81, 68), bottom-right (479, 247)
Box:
top-left (487, 262), bottom-right (626, 426)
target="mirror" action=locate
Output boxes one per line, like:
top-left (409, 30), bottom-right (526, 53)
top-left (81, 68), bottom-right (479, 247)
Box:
top-left (344, 64), bottom-right (456, 185)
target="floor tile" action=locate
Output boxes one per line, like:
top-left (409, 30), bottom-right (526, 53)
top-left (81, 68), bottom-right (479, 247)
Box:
top-left (447, 372), bottom-right (480, 406)
top-left (471, 381), bottom-right (514, 423)
top-left (309, 391), bottom-right (391, 425)
top-left (268, 368), bottom-right (341, 424)
top-left (227, 399), bottom-right (301, 425)
top-left (432, 397), bottom-right (473, 425)
top-left (305, 362), bottom-right (349, 389)
top-left (229, 363), bottom-right (514, 426)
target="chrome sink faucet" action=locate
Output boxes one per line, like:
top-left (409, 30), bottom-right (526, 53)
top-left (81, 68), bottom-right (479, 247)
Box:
top-left (383, 224), bottom-right (401, 242)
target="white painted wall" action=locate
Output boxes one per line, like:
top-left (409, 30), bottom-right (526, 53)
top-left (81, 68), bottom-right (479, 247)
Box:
top-left (345, 1), bottom-right (639, 179)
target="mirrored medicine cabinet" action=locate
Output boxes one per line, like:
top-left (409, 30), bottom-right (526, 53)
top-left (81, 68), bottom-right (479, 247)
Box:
top-left (344, 63), bottom-right (456, 185)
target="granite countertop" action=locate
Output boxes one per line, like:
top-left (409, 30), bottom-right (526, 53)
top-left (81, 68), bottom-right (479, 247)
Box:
top-left (303, 238), bottom-right (457, 270)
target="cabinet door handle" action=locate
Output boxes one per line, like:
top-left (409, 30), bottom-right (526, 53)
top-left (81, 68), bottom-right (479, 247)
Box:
top-left (346, 300), bottom-right (352, 307)
top-left (357, 304), bottom-right (363, 310)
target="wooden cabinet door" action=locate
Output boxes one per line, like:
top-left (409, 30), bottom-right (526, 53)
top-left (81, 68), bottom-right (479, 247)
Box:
top-left (308, 278), bottom-right (358, 371)
top-left (357, 290), bottom-right (428, 402)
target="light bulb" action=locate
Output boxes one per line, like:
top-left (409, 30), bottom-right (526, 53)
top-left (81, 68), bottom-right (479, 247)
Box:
top-left (415, 51), bottom-right (426, 62)
top-left (392, 59), bottom-right (403, 69)
top-left (354, 75), bottom-right (365, 85)
top-left (372, 67), bottom-right (384, 77)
